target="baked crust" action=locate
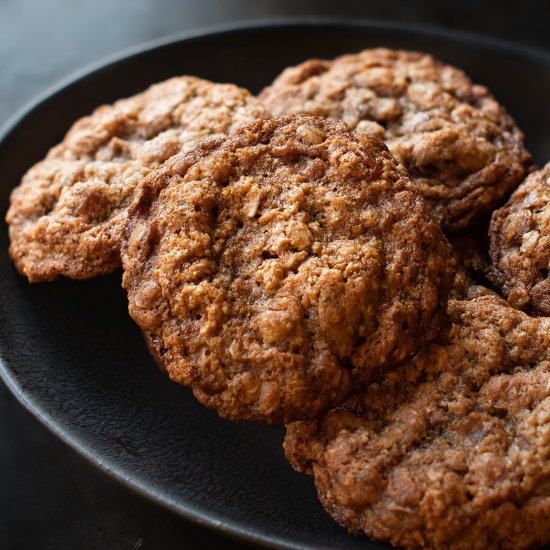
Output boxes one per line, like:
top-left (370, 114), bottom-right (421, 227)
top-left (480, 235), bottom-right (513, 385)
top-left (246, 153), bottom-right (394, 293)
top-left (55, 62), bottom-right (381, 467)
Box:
top-left (6, 77), bottom-right (267, 282)
top-left (260, 49), bottom-right (532, 231)
top-left (489, 163), bottom-right (550, 315)
top-left (122, 114), bottom-right (455, 423)
top-left (285, 296), bottom-right (550, 549)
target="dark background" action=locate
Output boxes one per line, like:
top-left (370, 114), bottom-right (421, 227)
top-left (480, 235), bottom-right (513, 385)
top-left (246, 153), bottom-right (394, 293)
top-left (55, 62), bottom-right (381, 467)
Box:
top-left (1, 1), bottom-right (549, 549)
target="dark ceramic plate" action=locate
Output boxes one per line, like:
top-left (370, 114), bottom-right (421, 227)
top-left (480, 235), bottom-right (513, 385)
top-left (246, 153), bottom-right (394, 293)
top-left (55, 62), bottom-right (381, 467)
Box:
top-left (1, 20), bottom-right (549, 550)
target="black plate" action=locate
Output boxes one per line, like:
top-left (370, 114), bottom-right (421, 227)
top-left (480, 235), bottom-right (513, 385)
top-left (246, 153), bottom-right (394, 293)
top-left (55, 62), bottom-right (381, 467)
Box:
top-left (1, 20), bottom-right (549, 550)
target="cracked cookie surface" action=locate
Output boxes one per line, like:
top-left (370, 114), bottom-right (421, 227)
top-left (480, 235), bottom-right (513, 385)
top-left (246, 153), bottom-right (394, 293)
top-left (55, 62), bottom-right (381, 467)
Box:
top-left (489, 163), bottom-right (550, 315)
top-left (122, 115), bottom-right (455, 423)
top-left (260, 49), bottom-right (532, 231)
top-left (285, 296), bottom-right (550, 550)
top-left (6, 76), bottom-right (267, 281)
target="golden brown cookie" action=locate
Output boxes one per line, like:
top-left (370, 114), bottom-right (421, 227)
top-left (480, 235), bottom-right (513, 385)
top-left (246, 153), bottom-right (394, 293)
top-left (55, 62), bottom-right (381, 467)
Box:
top-left (285, 295), bottom-right (550, 550)
top-left (260, 49), bottom-right (532, 232)
top-left (122, 115), bottom-right (455, 423)
top-left (489, 163), bottom-right (550, 315)
top-left (6, 77), bottom-right (267, 282)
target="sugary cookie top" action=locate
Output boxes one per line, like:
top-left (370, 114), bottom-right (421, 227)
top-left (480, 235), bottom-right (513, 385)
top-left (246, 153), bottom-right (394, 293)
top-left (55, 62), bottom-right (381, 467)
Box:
top-left (260, 48), bottom-right (531, 231)
top-left (122, 114), bottom-right (454, 423)
top-left (490, 163), bottom-right (550, 315)
top-left (285, 295), bottom-right (550, 550)
top-left (7, 76), bottom-right (267, 281)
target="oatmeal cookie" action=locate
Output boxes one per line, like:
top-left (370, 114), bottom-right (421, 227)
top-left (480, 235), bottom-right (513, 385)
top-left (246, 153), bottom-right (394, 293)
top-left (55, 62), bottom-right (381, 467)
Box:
top-left (285, 296), bottom-right (550, 550)
top-left (6, 77), bottom-right (267, 282)
top-left (260, 49), bottom-right (532, 231)
top-left (489, 163), bottom-right (550, 315)
top-left (122, 115), bottom-right (455, 423)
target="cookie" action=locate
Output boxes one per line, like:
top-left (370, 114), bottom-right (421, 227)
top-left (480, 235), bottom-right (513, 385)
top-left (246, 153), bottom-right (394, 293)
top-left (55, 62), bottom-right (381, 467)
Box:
top-left (489, 163), bottom-right (550, 315)
top-left (285, 295), bottom-right (550, 550)
top-left (6, 77), bottom-right (267, 282)
top-left (260, 49), bottom-right (532, 231)
top-left (122, 115), bottom-right (455, 423)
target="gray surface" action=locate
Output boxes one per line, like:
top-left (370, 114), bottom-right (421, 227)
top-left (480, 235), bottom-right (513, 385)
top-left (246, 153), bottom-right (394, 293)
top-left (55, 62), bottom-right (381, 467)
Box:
top-left (2, 0), bottom-right (550, 125)
top-left (1, 1), bottom-right (549, 549)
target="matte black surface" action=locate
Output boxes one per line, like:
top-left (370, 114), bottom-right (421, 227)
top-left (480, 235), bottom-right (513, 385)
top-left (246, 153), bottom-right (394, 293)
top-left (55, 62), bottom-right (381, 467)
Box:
top-left (1, 21), bottom-right (550, 550)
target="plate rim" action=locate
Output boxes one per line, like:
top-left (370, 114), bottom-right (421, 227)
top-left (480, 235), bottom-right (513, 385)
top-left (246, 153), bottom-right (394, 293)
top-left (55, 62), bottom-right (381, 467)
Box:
top-left (1, 18), bottom-right (549, 550)
top-left (1, 16), bottom-right (549, 149)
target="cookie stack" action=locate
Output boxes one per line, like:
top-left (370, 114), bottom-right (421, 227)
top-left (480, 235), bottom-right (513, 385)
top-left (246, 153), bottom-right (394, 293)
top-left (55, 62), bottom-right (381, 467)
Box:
top-left (7, 49), bottom-right (550, 550)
